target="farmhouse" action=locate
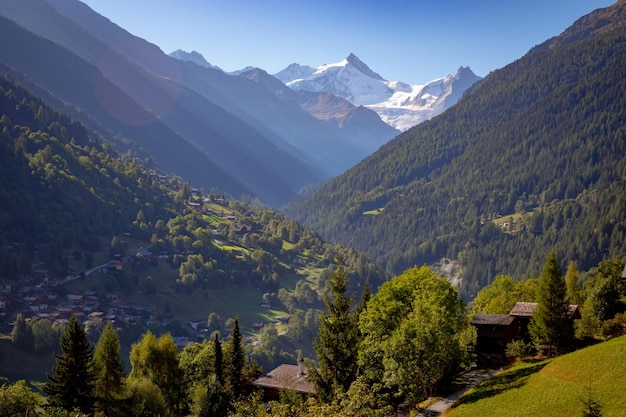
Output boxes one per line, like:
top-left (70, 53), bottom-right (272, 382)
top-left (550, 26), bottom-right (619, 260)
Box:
top-left (471, 301), bottom-right (581, 366)
top-left (252, 360), bottom-right (315, 401)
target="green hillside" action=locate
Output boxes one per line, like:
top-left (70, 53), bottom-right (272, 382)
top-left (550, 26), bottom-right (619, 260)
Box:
top-left (285, 1), bottom-right (626, 299)
top-left (0, 71), bottom-right (385, 379)
top-left (447, 335), bottom-right (626, 417)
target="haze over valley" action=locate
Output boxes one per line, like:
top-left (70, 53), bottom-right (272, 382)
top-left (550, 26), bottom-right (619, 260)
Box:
top-left (0, 1), bottom-right (625, 416)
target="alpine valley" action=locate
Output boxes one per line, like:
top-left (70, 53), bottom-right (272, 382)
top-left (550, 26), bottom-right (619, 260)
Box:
top-left (2, 0), bottom-right (626, 415)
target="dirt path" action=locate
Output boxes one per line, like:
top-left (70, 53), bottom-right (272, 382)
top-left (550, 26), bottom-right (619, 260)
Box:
top-left (414, 368), bottom-right (501, 416)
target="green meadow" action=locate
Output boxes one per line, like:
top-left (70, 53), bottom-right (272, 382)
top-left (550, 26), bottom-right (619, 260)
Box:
top-left (446, 336), bottom-right (626, 417)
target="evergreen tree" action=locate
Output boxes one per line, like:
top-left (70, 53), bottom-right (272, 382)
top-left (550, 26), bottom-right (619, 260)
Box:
top-left (309, 258), bottom-right (360, 402)
top-left (530, 252), bottom-right (572, 356)
top-left (357, 278), bottom-right (371, 315)
top-left (11, 312), bottom-right (34, 352)
top-left (214, 332), bottom-right (223, 384)
top-left (580, 380), bottom-right (603, 417)
top-left (44, 315), bottom-right (96, 413)
top-left (227, 317), bottom-right (245, 398)
top-left (93, 323), bottom-right (126, 416)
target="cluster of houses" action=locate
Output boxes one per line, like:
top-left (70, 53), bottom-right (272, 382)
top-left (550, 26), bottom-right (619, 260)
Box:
top-left (0, 268), bottom-right (157, 333)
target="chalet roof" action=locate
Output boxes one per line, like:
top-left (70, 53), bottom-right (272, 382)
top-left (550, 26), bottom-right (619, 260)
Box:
top-left (252, 364), bottom-right (315, 395)
top-left (509, 302), bottom-right (537, 317)
top-left (509, 302), bottom-right (581, 319)
top-left (471, 314), bottom-right (515, 326)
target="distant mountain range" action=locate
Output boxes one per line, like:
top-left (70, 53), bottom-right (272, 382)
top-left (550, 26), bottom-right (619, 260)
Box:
top-left (0, 0), bottom-right (428, 205)
top-left (169, 50), bottom-right (481, 132)
top-left (273, 53), bottom-right (481, 131)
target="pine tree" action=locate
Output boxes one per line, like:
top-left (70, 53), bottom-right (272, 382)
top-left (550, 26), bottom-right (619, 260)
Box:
top-left (44, 315), bottom-right (96, 413)
top-left (530, 252), bottom-right (572, 356)
top-left (93, 323), bottom-right (126, 416)
top-left (227, 317), bottom-right (245, 398)
top-left (214, 332), bottom-right (223, 384)
top-left (357, 278), bottom-right (371, 315)
top-left (580, 380), bottom-right (603, 417)
top-left (309, 258), bottom-right (360, 402)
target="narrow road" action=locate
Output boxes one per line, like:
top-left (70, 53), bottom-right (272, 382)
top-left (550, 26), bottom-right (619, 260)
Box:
top-left (51, 263), bottom-right (109, 286)
top-left (414, 369), bottom-right (501, 416)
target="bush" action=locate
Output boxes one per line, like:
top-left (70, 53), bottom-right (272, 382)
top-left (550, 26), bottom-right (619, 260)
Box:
top-left (505, 340), bottom-right (534, 360)
top-left (0, 380), bottom-right (39, 417)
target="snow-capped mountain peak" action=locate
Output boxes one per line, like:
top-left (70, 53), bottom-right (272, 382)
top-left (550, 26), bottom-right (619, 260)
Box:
top-left (274, 56), bottom-right (481, 131)
top-left (274, 63), bottom-right (316, 84)
top-left (168, 49), bottom-right (221, 71)
top-left (275, 53), bottom-right (393, 106)
top-left (344, 52), bottom-right (385, 81)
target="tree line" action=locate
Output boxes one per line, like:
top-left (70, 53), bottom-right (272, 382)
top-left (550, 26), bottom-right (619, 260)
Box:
top-left (3, 251), bottom-right (625, 416)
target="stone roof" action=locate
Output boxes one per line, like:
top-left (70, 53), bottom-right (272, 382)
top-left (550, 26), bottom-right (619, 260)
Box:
top-left (252, 364), bottom-right (315, 395)
top-left (470, 314), bottom-right (515, 326)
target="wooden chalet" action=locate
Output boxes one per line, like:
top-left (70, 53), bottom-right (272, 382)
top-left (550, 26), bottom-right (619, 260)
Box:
top-left (252, 361), bottom-right (315, 401)
top-left (470, 314), bottom-right (518, 366)
top-left (471, 302), bottom-right (581, 366)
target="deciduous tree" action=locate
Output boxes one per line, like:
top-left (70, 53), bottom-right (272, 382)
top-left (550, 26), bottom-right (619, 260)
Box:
top-left (359, 266), bottom-right (473, 408)
top-left (129, 331), bottom-right (185, 415)
top-left (94, 323), bottom-right (126, 416)
top-left (0, 380), bottom-right (39, 417)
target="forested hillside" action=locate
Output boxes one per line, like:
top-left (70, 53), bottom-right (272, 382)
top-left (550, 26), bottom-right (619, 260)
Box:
top-left (0, 73), bottom-right (175, 277)
top-left (285, 2), bottom-right (626, 298)
top-left (0, 72), bottom-right (385, 374)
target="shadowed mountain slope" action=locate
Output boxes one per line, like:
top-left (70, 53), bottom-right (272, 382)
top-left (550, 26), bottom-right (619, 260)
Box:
top-left (0, 0), bottom-right (327, 205)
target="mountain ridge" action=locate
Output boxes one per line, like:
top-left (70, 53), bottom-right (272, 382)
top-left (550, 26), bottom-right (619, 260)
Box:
top-left (284, 1), bottom-right (626, 298)
top-left (0, 0), bottom-right (332, 205)
top-left (45, 0), bottom-right (399, 179)
top-left (274, 53), bottom-right (481, 131)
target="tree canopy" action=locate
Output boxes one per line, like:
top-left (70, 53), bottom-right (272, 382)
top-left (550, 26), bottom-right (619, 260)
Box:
top-left (359, 266), bottom-right (473, 407)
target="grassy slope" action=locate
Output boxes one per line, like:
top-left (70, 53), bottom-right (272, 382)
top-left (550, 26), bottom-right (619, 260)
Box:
top-left (0, 336), bottom-right (55, 384)
top-left (61, 260), bottom-right (293, 336)
top-left (446, 336), bottom-right (626, 417)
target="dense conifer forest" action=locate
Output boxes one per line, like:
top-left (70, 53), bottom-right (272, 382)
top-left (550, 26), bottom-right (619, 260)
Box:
top-left (285, 7), bottom-right (626, 298)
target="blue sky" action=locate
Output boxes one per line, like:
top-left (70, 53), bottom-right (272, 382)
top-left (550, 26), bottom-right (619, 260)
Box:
top-left (80, 0), bottom-right (614, 84)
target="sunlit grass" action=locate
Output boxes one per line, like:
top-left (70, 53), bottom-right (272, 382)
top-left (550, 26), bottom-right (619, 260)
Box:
top-left (445, 336), bottom-right (626, 417)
